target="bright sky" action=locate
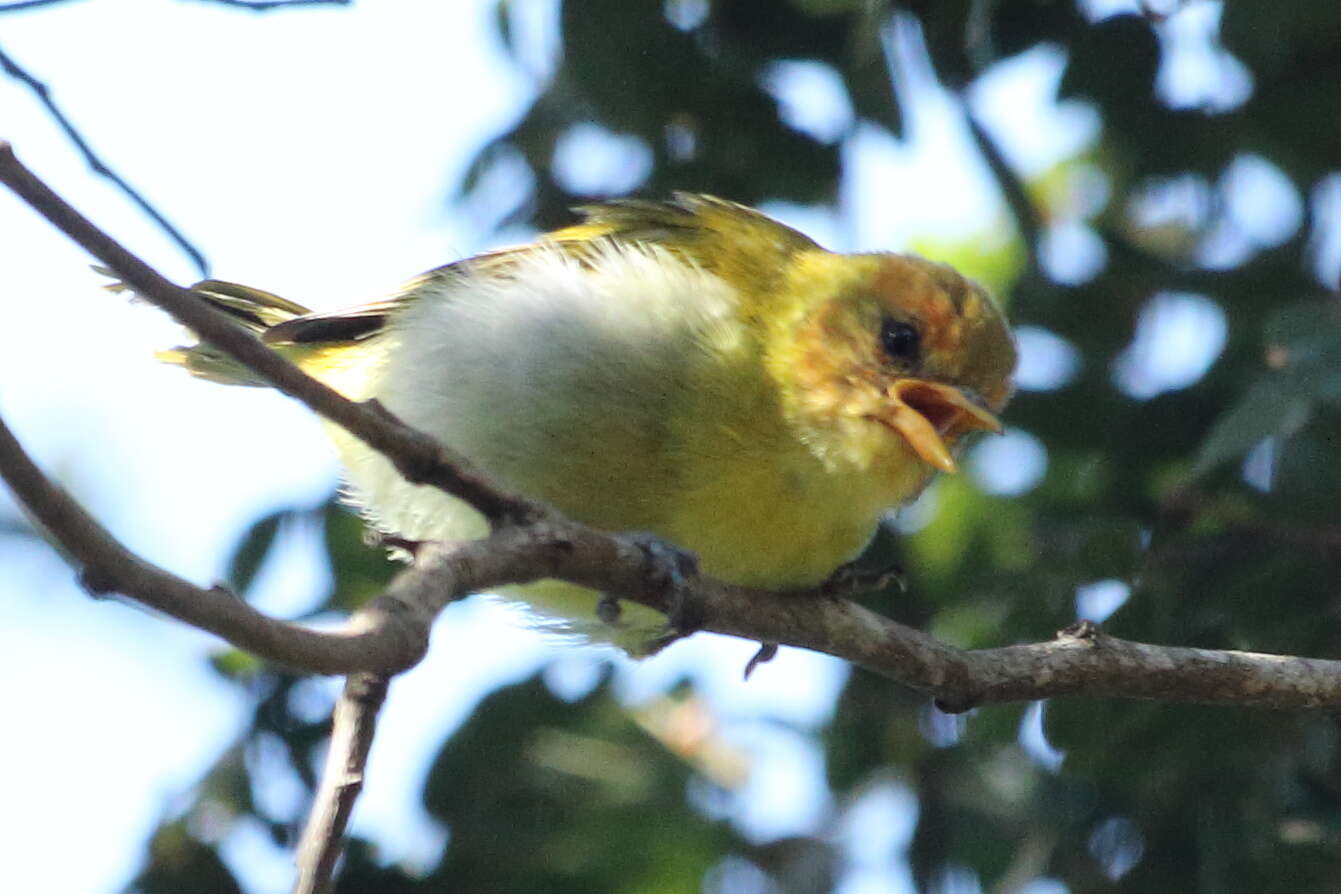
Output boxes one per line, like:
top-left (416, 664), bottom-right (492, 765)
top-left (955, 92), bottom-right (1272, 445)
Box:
top-left (0, 1), bottom-right (1241, 892)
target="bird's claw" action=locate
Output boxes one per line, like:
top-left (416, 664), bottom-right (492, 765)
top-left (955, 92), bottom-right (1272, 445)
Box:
top-left (364, 529), bottom-right (427, 561)
top-left (743, 642), bottom-right (778, 680)
top-left (819, 558), bottom-right (906, 598)
top-left (596, 592), bottom-right (623, 627)
top-left (629, 532), bottom-right (703, 636)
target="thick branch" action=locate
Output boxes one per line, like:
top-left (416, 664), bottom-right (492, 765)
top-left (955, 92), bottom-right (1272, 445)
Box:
top-left (359, 524), bottom-right (1341, 712)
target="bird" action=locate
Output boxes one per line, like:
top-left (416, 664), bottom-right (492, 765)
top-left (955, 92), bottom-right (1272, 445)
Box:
top-left (147, 194), bottom-right (1017, 653)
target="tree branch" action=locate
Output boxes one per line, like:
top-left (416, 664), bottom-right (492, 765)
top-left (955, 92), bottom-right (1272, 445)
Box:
top-left (0, 44), bottom-right (209, 276)
top-left (294, 672), bottom-right (389, 894)
top-left (189, 0), bottom-right (350, 10)
top-left (0, 0), bottom-right (84, 14)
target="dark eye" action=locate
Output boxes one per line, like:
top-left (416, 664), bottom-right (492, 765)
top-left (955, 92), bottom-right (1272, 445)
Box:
top-left (880, 318), bottom-right (920, 364)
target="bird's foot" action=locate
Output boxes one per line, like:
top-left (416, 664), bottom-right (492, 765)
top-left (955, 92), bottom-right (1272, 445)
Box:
top-left (628, 532), bottom-right (704, 636)
top-left (819, 558), bottom-right (906, 598)
top-left (365, 529), bottom-right (427, 561)
top-left (743, 642), bottom-right (778, 680)
top-left (596, 592), bottom-right (624, 627)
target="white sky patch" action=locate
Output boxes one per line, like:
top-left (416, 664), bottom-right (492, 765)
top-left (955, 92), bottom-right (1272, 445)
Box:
top-left (1019, 701), bottom-right (1066, 771)
top-left (1128, 173), bottom-right (1211, 237)
top-left (238, 512), bottom-right (334, 619)
top-left (497, 0), bottom-right (563, 80)
top-left (1090, 815), bottom-right (1145, 880)
top-left (844, 121), bottom-right (999, 250)
top-left (1155, 1), bottom-right (1253, 112)
top-left (1113, 292), bottom-right (1228, 399)
top-left (842, 16), bottom-right (1002, 249)
top-left (836, 781), bottom-right (920, 894)
top-left (890, 479), bottom-right (942, 534)
top-left (350, 598), bottom-right (555, 870)
top-left (615, 635), bottom-right (850, 731)
top-left (726, 725), bottom-right (833, 842)
top-left (1014, 325), bottom-right (1083, 391)
top-left (846, 29), bottom-right (1101, 251)
top-left (702, 856), bottom-right (780, 893)
top-left (763, 59), bottom-right (856, 144)
top-left (760, 200), bottom-right (847, 251)
top-left (551, 123), bottom-right (654, 196)
top-left (1040, 220), bottom-right (1108, 284)
top-left (0, 541), bottom-right (248, 894)
top-left (1016, 880), bottom-right (1070, 894)
top-left (1242, 437), bottom-right (1278, 493)
top-left (1076, 578), bottom-right (1131, 623)
top-left (664, 0), bottom-right (710, 32)
top-left (221, 817), bottom-right (307, 894)
top-left (1077, 0), bottom-right (1143, 18)
top-left (1222, 153), bottom-right (1303, 248)
top-left (970, 429), bottom-right (1048, 496)
top-left (919, 702), bottom-right (967, 748)
top-left (1309, 174), bottom-right (1341, 287)
top-left (542, 650), bottom-right (610, 701)
top-left (836, 871), bottom-right (916, 894)
top-left (968, 44), bottom-right (1101, 176)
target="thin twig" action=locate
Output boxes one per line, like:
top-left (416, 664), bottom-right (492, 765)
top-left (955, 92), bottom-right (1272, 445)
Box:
top-left (0, 0), bottom-right (82, 11)
top-left (294, 672), bottom-right (389, 894)
top-left (191, 0), bottom-right (350, 10)
top-left (0, 44), bottom-right (210, 276)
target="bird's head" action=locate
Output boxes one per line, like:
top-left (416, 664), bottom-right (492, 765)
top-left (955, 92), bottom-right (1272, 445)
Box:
top-left (766, 250), bottom-right (1016, 486)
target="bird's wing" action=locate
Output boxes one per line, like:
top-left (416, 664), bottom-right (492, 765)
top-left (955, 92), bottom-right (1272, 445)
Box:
top-left (549, 192), bottom-right (821, 289)
top-left (264, 193), bottom-right (821, 346)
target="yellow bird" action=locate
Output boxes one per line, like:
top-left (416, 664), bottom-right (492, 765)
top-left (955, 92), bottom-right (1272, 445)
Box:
top-left (154, 195), bottom-right (1017, 651)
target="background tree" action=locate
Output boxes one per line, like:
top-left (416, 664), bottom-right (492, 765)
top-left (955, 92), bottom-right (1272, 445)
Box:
top-left (3, 1), bottom-right (1340, 892)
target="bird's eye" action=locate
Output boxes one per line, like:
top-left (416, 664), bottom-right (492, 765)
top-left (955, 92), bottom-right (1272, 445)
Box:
top-left (880, 318), bottom-right (920, 364)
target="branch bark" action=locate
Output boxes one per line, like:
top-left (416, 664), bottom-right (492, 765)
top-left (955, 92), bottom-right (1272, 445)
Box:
top-left (294, 672), bottom-right (389, 894)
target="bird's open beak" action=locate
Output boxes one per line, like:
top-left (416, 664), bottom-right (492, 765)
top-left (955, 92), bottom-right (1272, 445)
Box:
top-left (871, 379), bottom-right (1003, 474)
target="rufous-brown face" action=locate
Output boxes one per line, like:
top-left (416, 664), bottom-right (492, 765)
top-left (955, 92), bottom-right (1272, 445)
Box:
top-left (776, 251), bottom-right (1017, 476)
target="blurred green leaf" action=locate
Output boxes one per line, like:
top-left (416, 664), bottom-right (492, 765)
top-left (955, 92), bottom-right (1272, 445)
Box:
top-left (1057, 14), bottom-right (1159, 111)
top-left (125, 821), bottom-right (245, 894)
top-left (209, 648), bottom-right (263, 681)
top-left (323, 501), bottom-right (398, 611)
top-left (223, 509), bottom-right (286, 596)
top-left (1195, 300), bottom-right (1341, 476)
